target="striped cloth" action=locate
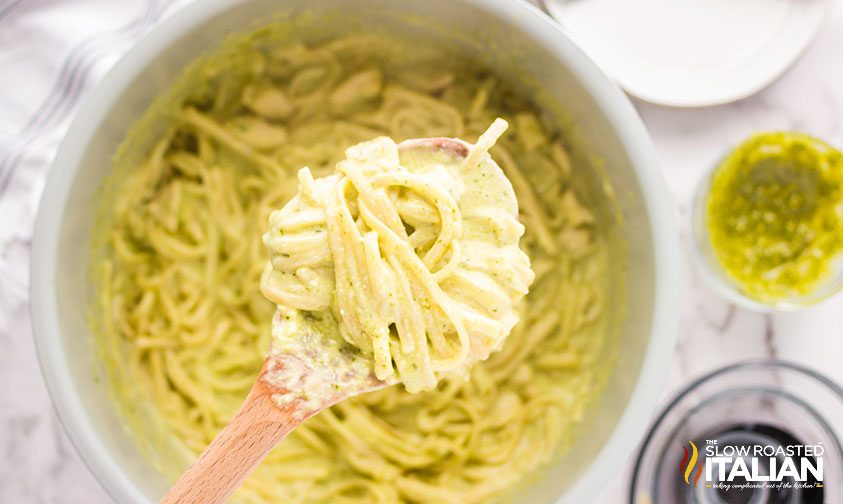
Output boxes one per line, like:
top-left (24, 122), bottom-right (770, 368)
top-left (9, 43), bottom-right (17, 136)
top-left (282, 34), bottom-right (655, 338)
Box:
top-left (0, 3), bottom-right (189, 501)
top-left (0, 0), bottom-right (188, 326)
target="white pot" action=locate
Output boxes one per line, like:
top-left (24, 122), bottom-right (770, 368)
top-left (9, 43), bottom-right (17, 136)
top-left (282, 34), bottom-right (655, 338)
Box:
top-left (30, 0), bottom-right (681, 502)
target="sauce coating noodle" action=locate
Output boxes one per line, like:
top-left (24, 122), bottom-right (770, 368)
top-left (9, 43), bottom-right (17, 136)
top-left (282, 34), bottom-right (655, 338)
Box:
top-left (261, 121), bottom-right (533, 393)
top-left (95, 34), bottom-right (614, 503)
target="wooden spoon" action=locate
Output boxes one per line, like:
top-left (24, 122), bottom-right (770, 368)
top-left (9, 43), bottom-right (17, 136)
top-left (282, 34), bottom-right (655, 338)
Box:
top-left (160, 357), bottom-right (387, 503)
top-left (160, 138), bottom-right (471, 504)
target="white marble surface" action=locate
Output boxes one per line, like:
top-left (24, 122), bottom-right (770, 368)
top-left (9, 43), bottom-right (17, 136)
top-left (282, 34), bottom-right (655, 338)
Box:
top-left (1, 1), bottom-right (842, 502)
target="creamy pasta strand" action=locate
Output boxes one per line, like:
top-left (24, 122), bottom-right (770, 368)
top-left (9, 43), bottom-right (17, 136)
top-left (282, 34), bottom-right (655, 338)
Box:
top-left (95, 33), bottom-right (615, 504)
top-left (261, 120), bottom-right (533, 393)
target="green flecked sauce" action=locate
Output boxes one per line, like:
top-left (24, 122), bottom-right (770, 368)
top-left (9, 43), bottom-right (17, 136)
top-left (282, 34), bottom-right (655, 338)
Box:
top-left (706, 132), bottom-right (843, 303)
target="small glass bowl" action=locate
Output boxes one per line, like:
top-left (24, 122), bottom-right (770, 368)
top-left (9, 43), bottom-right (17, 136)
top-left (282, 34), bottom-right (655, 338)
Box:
top-left (629, 360), bottom-right (843, 504)
top-left (691, 152), bottom-right (843, 312)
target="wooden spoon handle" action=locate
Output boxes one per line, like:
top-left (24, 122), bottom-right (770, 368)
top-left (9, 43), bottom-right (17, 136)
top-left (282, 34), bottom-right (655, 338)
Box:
top-left (160, 363), bottom-right (310, 504)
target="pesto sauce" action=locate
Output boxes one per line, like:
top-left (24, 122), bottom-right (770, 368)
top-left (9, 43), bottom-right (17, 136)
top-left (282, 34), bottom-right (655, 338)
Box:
top-left (706, 132), bottom-right (843, 302)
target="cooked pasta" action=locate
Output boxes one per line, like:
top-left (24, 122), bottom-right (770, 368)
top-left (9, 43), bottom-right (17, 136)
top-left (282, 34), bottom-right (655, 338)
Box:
top-left (261, 120), bottom-right (533, 394)
top-left (94, 32), bottom-right (617, 504)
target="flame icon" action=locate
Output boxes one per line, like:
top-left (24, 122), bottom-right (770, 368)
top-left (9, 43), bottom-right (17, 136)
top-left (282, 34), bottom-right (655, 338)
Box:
top-left (679, 441), bottom-right (703, 486)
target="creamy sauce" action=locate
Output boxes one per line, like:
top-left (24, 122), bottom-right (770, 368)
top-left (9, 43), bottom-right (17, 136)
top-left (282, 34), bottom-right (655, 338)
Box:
top-left (260, 121), bottom-right (534, 395)
top-left (95, 31), bottom-right (619, 503)
top-left (263, 309), bottom-right (378, 418)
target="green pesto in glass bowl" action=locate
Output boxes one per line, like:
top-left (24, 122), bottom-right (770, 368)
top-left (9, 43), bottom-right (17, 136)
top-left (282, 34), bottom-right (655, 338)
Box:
top-left (693, 131), bottom-right (843, 310)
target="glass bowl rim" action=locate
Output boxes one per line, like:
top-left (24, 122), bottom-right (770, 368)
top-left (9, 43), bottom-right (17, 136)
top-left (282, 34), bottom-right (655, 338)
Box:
top-left (627, 358), bottom-right (843, 503)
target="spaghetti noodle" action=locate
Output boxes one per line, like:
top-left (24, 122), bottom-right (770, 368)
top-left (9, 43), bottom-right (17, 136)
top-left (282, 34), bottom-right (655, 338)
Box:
top-left (261, 120), bottom-right (533, 393)
top-left (95, 33), bottom-right (615, 503)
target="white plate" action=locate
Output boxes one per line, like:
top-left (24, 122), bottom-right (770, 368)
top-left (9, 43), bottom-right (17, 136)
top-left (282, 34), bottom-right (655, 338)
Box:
top-left (540, 0), bottom-right (832, 107)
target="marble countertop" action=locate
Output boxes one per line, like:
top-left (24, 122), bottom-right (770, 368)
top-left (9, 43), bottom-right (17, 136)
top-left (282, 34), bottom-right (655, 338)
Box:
top-left (1, 1), bottom-right (841, 502)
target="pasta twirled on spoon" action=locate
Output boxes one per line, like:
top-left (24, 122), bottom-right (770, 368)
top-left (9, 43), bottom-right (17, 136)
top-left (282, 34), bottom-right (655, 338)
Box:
top-left (97, 33), bottom-right (614, 504)
top-left (261, 119), bottom-right (533, 396)
top-left (161, 121), bottom-right (534, 504)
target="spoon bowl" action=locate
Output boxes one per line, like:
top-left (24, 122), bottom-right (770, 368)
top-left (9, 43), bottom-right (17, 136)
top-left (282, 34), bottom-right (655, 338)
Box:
top-left (159, 332), bottom-right (388, 504)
